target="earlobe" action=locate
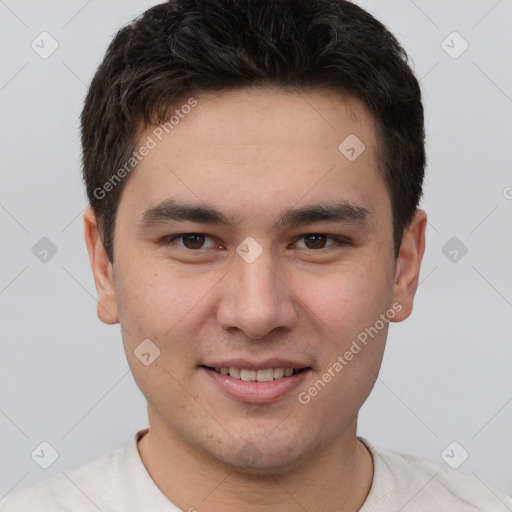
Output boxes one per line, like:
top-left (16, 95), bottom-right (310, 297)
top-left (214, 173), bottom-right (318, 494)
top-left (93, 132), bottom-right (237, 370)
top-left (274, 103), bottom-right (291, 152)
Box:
top-left (391, 209), bottom-right (427, 323)
top-left (83, 207), bottom-right (119, 325)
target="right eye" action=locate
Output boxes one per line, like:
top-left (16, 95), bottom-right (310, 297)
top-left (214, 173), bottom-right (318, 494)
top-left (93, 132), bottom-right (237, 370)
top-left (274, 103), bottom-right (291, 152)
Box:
top-left (162, 233), bottom-right (219, 250)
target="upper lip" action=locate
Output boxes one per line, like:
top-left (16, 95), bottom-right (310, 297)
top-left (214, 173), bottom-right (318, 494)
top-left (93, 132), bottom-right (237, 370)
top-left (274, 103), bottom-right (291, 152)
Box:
top-left (201, 358), bottom-right (311, 370)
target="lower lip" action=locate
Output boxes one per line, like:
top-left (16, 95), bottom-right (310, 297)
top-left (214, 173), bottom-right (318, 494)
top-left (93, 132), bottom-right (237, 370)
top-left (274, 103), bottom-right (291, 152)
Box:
top-left (201, 367), bottom-right (311, 404)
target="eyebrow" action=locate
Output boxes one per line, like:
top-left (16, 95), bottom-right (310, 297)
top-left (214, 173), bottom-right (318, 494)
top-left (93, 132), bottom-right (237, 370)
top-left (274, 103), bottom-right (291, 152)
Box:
top-left (138, 200), bottom-right (235, 228)
top-left (137, 198), bottom-right (372, 230)
top-left (277, 201), bottom-right (371, 227)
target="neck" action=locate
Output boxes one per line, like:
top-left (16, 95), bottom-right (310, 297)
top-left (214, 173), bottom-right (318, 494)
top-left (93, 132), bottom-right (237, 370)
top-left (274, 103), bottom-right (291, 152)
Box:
top-left (137, 414), bottom-right (373, 512)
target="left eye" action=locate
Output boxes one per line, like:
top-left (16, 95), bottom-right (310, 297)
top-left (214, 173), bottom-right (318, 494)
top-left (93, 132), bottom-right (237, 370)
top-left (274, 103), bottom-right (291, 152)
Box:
top-left (294, 234), bottom-right (344, 250)
top-left (164, 233), bottom-right (218, 250)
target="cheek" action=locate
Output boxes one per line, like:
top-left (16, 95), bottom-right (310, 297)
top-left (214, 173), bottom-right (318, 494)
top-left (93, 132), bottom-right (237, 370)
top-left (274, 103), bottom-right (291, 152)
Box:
top-left (113, 258), bottom-right (205, 403)
top-left (113, 255), bottom-right (216, 349)
top-left (296, 261), bottom-right (393, 340)
top-left (294, 265), bottom-right (391, 427)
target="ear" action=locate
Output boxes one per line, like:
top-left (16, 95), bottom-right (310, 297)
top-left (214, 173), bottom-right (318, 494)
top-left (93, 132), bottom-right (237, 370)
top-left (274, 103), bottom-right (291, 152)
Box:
top-left (391, 209), bottom-right (427, 322)
top-left (83, 207), bottom-right (119, 324)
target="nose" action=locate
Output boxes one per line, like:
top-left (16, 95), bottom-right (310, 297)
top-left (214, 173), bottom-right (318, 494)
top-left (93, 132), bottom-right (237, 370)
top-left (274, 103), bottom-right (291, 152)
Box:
top-left (215, 248), bottom-right (298, 339)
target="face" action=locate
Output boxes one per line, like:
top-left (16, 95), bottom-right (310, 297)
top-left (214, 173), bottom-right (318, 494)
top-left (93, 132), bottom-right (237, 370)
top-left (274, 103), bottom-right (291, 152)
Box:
top-left (85, 87), bottom-right (426, 473)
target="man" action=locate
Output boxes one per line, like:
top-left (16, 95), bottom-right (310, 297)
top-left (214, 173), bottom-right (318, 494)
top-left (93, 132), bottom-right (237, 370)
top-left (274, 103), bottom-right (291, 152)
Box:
top-left (1, 0), bottom-right (511, 510)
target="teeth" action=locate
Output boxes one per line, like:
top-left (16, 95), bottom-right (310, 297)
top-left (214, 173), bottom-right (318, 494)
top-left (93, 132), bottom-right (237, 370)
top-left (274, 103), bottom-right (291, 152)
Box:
top-left (213, 366), bottom-right (301, 381)
top-left (229, 367), bottom-right (240, 379)
top-left (273, 368), bottom-right (285, 379)
top-left (240, 369), bottom-right (256, 381)
top-left (256, 368), bottom-right (274, 382)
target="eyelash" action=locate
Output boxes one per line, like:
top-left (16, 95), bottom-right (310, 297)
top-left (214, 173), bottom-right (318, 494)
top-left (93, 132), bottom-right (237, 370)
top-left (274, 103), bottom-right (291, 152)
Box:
top-left (162, 233), bottom-right (351, 251)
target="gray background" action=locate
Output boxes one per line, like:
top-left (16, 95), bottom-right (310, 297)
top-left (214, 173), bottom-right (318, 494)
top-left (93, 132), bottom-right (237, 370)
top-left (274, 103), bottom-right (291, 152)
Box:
top-left (1, 0), bottom-right (511, 501)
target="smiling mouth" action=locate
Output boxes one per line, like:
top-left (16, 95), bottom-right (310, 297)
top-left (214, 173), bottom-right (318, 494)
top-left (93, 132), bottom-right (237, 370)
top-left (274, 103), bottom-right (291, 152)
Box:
top-left (201, 365), bottom-right (310, 383)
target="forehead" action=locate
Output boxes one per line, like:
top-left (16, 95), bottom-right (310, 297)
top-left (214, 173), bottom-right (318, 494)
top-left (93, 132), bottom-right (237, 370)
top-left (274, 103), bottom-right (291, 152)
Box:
top-left (120, 87), bottom-right (389, 227)
top-left (156, 87), bottom-right (379, 158)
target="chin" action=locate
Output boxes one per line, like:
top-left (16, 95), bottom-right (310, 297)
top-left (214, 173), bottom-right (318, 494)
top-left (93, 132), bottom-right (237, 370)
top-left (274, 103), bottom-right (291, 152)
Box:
top-left (220, 451), bottom-right (307, 476)
top-left (203, 432), bottom-right (313, 476)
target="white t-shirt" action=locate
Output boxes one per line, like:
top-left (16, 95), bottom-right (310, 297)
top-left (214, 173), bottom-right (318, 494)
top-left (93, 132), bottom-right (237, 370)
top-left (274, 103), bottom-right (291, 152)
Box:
top-left (1, 428), bottom-right (511, 511)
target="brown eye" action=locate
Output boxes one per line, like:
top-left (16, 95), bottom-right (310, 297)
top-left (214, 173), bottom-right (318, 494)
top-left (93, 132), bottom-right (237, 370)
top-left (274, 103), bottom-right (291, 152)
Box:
top-left (162, 233), bottom-right (219, 251)
top-left (303, 234), bottom-right (328, 249)
top-left (181, 233), bottom-right (206, 249)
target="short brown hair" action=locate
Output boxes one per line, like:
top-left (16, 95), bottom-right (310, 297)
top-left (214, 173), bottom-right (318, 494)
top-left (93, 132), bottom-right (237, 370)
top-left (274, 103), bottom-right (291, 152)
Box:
top-left (81, 0), bottom-right (425, 262)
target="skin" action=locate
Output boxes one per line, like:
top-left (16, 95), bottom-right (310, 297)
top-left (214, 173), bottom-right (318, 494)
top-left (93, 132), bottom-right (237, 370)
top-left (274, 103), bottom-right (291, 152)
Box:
top-left (84, 87), bottom-right (426, 512)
